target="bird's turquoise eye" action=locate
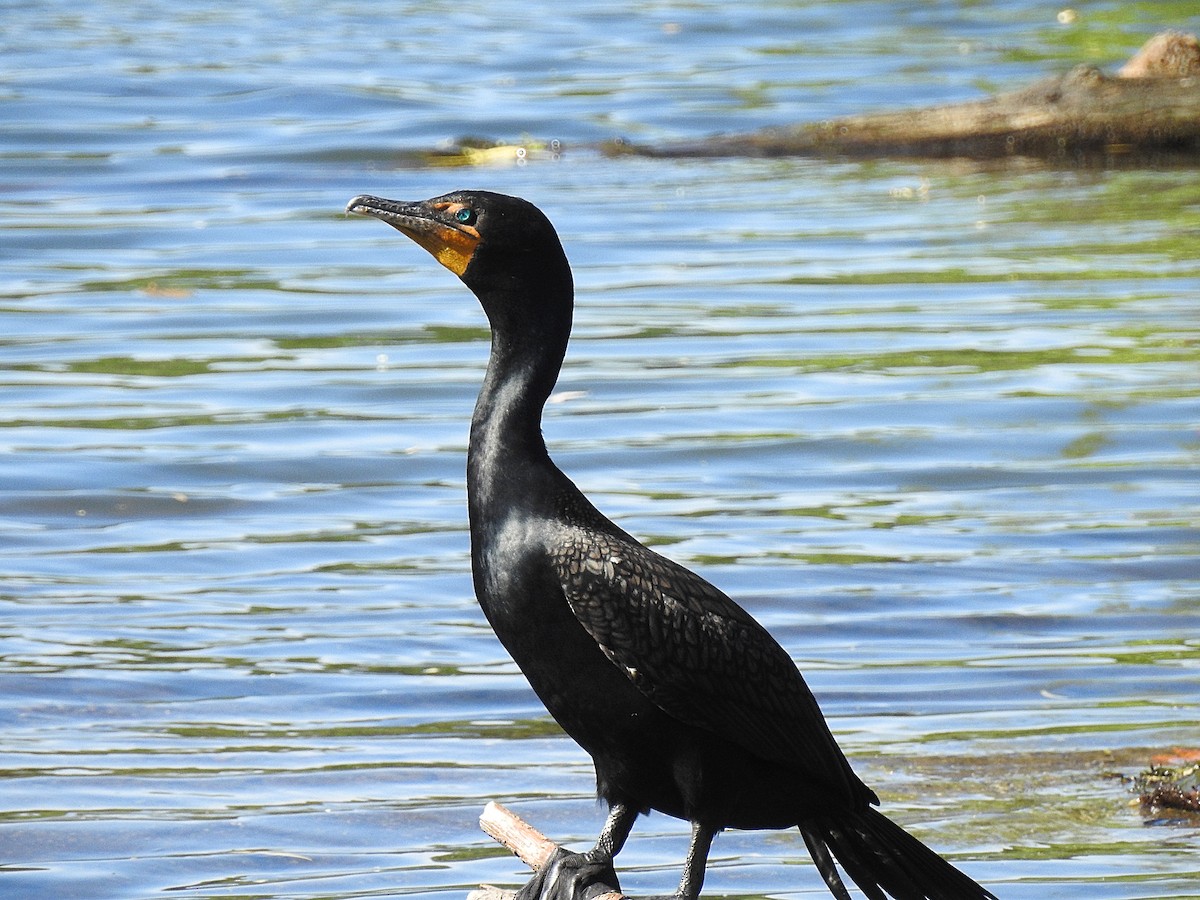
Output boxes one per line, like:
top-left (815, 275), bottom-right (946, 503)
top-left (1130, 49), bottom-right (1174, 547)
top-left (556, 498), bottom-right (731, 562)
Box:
top-left (455, 207), bottom-right (477, 225)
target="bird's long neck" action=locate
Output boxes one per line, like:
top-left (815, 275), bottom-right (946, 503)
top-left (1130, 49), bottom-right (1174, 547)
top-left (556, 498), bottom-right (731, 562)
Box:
top-left (467, 308), bottom-right (571, 527)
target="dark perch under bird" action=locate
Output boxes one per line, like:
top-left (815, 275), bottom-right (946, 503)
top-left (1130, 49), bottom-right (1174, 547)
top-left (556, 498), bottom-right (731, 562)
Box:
top-left (346, 190), bottom-right (998, 900)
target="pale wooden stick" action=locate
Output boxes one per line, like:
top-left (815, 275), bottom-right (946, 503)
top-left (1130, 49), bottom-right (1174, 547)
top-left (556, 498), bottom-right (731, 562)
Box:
top-left (467, 888), bottom-right (519, 900)
top-left (468, 801), bottom-right (627, 900)
top-left (479, 801), bottom-right (562, 872)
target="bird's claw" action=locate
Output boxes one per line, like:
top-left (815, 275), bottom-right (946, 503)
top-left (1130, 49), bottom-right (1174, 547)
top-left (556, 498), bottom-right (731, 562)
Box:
top-left (516, 847), bottom-right (622, 900)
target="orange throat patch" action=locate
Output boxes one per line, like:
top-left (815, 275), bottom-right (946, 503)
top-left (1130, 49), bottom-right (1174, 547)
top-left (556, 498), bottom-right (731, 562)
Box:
top-left (404, 213), bottom-right (480, 276)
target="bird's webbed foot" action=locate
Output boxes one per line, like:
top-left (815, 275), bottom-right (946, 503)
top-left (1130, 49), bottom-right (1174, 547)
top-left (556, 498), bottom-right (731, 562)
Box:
top-left (515, 846), bottom-right (622, 900)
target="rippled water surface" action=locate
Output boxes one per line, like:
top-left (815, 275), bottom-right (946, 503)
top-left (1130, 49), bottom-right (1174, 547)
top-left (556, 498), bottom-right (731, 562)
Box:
top-left (3, 2), bottom-right (1199, 898)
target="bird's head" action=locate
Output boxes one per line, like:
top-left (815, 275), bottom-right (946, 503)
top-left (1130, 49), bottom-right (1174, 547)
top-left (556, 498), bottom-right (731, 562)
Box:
top-left (346, 190), bottom-right (573, 329)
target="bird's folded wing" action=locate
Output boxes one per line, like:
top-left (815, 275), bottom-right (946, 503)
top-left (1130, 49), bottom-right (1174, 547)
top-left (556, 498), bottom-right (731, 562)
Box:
top-left (551, 528), bottom-right (858, 792)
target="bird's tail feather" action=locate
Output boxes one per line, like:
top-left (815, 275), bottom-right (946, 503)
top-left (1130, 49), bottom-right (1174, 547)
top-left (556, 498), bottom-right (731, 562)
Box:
top-left (798, 807), bottom-right (997, 900)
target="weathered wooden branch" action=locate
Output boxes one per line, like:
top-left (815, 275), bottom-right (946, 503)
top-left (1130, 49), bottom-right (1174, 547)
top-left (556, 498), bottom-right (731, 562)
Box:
top-left (604, 30), bottom-right (1200, 162)
top-left (467, 802), bottom-right (627, 900)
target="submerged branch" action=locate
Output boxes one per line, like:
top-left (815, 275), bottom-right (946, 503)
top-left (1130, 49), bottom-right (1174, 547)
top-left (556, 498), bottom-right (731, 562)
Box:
top-left (605, 31), bottom-right (1200, 163)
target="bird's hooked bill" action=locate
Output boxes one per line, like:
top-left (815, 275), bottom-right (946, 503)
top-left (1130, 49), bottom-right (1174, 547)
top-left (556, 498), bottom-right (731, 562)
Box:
top-left (347, 194), bottom-right (481, 276)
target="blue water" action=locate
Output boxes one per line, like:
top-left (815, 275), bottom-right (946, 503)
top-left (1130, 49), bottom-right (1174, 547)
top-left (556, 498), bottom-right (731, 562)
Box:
top-left (2, 2), bottom-right (1199, 898)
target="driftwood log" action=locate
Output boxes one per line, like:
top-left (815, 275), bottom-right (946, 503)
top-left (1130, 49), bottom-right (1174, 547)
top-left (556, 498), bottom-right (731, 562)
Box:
top-left (467, 802), bottom-right (626, 900)
top-left (604, 30), bottom-right (1200, 162)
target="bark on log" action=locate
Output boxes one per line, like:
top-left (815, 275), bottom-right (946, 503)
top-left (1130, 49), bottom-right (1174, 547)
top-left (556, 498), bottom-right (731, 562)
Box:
top-left (606, 31), bottom-right (1200, 162)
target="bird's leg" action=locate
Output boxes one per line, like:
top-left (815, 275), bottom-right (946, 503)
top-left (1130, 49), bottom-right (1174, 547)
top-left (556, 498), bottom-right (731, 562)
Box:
top-left (674, 821), bottom-right (716, 900)
top-left (590, 801), bottom-right (637, 862)
top-left (515, 803), bottom-right (635, 900)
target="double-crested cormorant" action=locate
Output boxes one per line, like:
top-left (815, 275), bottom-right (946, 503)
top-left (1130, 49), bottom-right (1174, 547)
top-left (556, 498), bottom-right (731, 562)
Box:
top-left (346, 190), bottom-right (997, 900)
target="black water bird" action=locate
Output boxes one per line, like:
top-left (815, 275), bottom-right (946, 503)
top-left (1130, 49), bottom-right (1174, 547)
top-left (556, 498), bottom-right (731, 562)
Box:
top-left (346, 190), bottom-right (997, 900)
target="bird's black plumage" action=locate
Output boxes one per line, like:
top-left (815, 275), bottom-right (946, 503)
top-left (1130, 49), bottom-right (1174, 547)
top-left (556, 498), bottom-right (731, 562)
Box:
top-left (346, 190), bottom-right (997, 900)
